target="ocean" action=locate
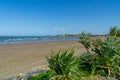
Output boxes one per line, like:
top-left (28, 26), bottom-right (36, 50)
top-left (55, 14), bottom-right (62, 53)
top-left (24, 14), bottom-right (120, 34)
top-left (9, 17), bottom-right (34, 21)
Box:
top-left (0, 36), bottom-right (79, 44)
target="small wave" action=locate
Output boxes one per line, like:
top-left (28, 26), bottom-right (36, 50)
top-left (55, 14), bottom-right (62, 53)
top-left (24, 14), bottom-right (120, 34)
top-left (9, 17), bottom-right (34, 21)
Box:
top-left (0, 36), bottom-right (79, 44)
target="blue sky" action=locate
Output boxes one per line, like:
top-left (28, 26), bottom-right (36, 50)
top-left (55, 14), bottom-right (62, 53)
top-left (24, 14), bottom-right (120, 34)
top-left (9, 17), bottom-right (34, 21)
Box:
top-left (0, 0), bottom-right (120, 36)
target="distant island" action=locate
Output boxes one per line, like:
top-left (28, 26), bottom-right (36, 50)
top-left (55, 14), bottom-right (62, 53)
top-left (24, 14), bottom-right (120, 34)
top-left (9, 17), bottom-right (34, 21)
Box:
top-left (56, 33), bottom-right (107, 37)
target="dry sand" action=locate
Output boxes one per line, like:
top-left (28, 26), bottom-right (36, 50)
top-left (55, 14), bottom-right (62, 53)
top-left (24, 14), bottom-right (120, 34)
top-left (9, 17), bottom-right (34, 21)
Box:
top-left (0, 40), bottom-right (86, 79)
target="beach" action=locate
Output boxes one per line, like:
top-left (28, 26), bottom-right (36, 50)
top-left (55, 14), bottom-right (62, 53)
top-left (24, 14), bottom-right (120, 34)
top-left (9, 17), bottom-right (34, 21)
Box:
top-left (0, 40), bottom-right (86, 79)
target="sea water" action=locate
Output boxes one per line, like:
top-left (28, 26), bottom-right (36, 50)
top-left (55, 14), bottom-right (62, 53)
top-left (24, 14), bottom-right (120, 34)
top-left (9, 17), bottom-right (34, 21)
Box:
top-left (0, 36), bottom-right (79, 44)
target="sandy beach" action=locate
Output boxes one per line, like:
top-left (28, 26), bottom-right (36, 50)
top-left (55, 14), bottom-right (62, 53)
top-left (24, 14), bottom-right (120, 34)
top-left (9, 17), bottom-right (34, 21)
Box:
top-left (0, 40), bottom-right (86, 79)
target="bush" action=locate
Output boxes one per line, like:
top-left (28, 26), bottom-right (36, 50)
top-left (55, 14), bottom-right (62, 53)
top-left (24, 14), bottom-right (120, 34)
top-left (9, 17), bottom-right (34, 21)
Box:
top-left (79, 30), bottom-right (120, 79)
top-left (46, 49), bottom-right (77, 80)
top-left (109, 26), bottom-right (120, 37)
top-left (31, 72), bottom-right (50, 80)
top-left (32, 27), bottom-right (120, 80)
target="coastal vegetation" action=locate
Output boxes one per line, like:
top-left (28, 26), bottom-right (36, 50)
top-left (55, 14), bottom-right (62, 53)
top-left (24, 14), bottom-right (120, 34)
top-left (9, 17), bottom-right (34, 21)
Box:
top-left (32, 26), bottom-right (120, 80)
top-left (5, 26), bottom-right (120, 80)
top-left (31, 26), bottom-right (120, 80)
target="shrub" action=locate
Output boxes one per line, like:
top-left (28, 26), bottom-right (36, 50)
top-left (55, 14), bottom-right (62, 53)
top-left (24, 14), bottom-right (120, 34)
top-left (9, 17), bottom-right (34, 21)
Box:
top-left (31, 72), bottom-right (50, 80)
top-left (79, 30), bottom-right (120, 79)
top-left (32, 27), bottom-right (120, 80)
top-left (109, 26), bottom-right (120, 37)
top-left (46, 49), bottom-right (82, 80)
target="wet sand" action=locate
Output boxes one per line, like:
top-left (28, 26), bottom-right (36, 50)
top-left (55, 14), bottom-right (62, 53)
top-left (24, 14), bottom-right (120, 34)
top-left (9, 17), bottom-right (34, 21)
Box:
top-left (0, 41), bottom-right (86, 79)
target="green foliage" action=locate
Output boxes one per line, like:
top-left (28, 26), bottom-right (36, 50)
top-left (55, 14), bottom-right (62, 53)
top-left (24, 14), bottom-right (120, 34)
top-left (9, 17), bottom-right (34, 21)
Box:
top-left (46, 49), bottom-right (80, 80)
top-left (79, 32), bottom-right (91, 54)
top-left (78, 27), bottom-right (120, 79)
top-left (109, 26), bottom-right (120, 37)
top-left (31, 72), bottom-right (50, 80)
top-left (93, 36), bottom-right (120, 77)
top-left (32, 26), bottom-right (120, 80)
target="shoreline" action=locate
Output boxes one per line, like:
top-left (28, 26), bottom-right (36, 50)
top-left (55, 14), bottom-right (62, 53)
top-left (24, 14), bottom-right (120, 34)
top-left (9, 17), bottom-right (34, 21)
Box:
top-left (0, 40), bottom-right (86, 79)
top-left (0, 36), bottom-right (79, 45)
top-left (0, 40), bottom-right (79, 45)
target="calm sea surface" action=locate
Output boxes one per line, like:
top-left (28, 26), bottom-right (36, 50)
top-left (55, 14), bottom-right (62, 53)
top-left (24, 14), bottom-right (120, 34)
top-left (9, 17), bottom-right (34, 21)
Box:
top-left (0, 36), bottom-right (79, 44)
